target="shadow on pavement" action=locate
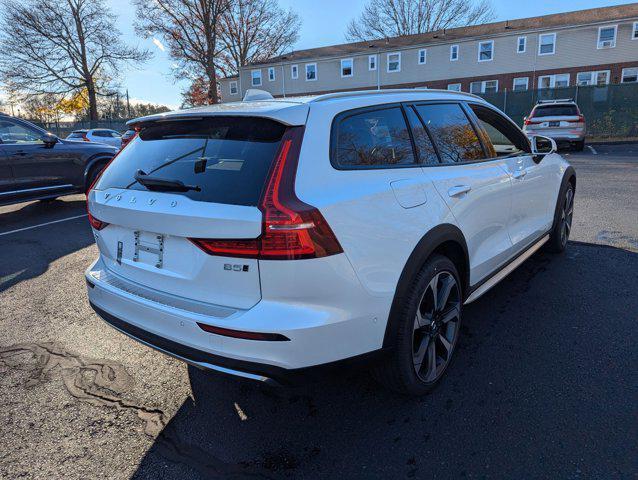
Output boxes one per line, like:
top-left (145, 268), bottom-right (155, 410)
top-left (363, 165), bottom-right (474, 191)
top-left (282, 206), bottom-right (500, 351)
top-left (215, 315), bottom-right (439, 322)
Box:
top-left (129, 241), bottom-right (637, 479)
top-left (0, 199), bottom-right (93, 293)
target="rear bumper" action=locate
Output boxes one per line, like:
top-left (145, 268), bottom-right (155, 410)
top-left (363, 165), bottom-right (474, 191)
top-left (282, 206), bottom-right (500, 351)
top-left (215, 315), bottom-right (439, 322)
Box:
top-left (89, 301), bottom-right (385, 385)
top-left (524, 128), bottom-right (585, 142)
top-left (85, 256), bottom-right (386, 384)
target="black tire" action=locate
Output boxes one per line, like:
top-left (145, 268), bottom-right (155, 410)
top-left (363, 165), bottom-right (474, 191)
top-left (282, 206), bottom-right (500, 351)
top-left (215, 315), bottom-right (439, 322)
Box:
top-left (85, 164), bottom-right (105, 193)
top-left (372, 255), bottom-right (462, 396)
top-left (574, 140), bottom-right (585, 152)
top-left (546, 182), bottom-right (574, 253)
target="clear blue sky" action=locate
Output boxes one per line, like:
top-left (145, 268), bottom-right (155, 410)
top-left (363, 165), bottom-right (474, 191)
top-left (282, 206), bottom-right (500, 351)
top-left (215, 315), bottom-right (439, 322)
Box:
top-left (110, 0), bottom-right (635, 108)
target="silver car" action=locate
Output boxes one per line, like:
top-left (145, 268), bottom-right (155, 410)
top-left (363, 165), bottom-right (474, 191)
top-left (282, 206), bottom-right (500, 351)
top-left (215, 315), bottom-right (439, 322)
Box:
top-left (523, 99), bottom-right (586, 151)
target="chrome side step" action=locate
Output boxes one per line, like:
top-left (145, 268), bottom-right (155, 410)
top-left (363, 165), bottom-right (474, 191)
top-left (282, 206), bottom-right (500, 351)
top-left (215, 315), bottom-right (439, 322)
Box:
top-left (464, 234), bottom-right (549, 305)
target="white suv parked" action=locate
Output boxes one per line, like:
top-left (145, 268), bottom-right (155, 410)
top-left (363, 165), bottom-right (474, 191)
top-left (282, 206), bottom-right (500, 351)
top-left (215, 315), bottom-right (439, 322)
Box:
top-left (85, 89), bottom-right (575, 395)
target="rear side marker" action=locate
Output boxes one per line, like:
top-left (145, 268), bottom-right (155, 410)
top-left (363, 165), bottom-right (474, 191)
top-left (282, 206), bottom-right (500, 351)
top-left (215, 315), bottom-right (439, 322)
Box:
top-left (196, 323), bottom-right (290, 341)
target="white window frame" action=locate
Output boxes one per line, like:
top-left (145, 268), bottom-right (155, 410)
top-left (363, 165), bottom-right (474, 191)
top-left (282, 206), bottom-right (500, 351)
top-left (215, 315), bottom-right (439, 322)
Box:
top-left (478, 40), bottom-right (494, 62)
top-left (387, 52), bottom-right (401, 72)
top-left (268, 67), bottom-right (275, 81)
top-left (512, 77), bottom-right (529, 91)
top-left (621, 67), bottom-right (638, 83)
top-left (305, 63), bottom-right (317, 81)
top-left (291, 64), bottom-right (298, 79)
top-left (517, 36), bottom-right (526, 53)
top-left (597, 25), bottom-right (617, 49)
top-left (450, 45), bottom-right (459, 61)
top-left (418, 49), bottom-right (427, 65)
top-left (538, 73), bottom-right (570, 89)
top-left (251, 69), bottom-right (262, 87)
top-left (633, 22), bottom-right (638, 40)
top-left (576, 70), bottom-right (610, 86)
top-left (368, 55), bottom-right (377, 71)
top-left (229, 81), bottom-right (238, 95)
top-left (447, 83), bottom-right (461, 92)
top-left (470, 79), bottom-right (498, 94)
top-left (341, 58), bottom-right (354, 78)
top-left (538, 33), bottom-right (556, 55)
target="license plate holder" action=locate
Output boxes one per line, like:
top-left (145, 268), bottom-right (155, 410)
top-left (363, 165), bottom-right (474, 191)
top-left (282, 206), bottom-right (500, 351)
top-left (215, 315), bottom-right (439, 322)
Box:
top-left (133, 231), bottom-right (165, 268)
top-left (548, 121), bottom-right (560, 127)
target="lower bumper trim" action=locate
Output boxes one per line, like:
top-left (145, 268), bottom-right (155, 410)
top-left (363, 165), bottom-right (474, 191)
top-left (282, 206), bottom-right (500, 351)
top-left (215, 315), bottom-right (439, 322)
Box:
top-left (90, 302), bottom-right (386, 386)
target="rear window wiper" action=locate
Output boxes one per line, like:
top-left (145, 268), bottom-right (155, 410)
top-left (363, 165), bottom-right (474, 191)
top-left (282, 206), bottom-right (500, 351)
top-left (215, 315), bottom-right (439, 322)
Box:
top-left (134, 170), bottom-right (201, 193)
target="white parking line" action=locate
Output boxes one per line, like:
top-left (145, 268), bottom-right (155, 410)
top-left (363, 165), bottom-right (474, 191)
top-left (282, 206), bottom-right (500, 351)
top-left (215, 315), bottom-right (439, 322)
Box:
top-left (587, 145), bottom-right (598, 155)
top-left (0, 214), bottom-right (88, 237)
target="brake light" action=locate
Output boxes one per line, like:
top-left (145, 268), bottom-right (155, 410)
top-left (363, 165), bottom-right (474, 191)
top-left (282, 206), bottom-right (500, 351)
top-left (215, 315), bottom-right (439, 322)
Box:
top-left (82, 133), bottom-right (90, 142)
top-left (524, 118), bottom-right (540, 126)
top-left (87, 211), bottom-right (108, 230)
top-left (85, 148), bottom-right (122, 231)
top-left (189, 127), bottom-right (343, 260)
top-left (577, 114), bottom-right (585, 123)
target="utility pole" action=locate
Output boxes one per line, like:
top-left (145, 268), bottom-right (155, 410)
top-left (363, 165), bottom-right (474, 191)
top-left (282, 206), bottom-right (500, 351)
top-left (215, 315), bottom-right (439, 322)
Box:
top-left (126, 89), bottom-right (131, 118)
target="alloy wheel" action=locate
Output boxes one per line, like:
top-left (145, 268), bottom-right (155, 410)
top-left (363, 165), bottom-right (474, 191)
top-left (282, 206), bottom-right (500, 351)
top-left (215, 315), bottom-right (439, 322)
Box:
top-left (560, 187), bottom-right (574, 247)
top-left (412, 271), bottom-right (461, 384)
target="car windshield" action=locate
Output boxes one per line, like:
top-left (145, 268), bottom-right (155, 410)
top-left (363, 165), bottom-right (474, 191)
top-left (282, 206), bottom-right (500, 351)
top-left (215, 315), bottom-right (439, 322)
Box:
top-left (94, 116), bottom-right (287, 206)
top-left (532, 105), bottom-right (579, 117)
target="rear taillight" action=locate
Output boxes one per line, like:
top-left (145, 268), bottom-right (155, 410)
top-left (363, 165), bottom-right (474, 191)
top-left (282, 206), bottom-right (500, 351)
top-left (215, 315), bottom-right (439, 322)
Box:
top-left (85, 149), bottom-right (122, 231)
top-left (189, 127), bottom-right (343, 260)
top-left (577, 114), bottom-right (585, 123)
top-left (87, 211), bottom-right (108, 230)
top-left (82, 133), bottom-right (89, 142)
top-left (524, 118), bottom-right (539, 126)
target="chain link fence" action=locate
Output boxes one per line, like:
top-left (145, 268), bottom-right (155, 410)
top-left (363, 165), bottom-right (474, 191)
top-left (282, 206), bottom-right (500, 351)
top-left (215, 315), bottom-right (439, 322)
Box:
top-left (478, 82), bottom-right (638, 141)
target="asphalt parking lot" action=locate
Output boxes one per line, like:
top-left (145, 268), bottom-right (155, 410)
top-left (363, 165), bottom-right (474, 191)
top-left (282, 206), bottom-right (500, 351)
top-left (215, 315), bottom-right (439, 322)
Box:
top-left (1, 143), bottom-right (637, 480)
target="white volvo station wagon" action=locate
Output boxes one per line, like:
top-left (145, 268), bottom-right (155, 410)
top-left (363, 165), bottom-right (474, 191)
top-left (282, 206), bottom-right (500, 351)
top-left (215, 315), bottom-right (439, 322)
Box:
top-left (85, 89), bottom-right (575, 395)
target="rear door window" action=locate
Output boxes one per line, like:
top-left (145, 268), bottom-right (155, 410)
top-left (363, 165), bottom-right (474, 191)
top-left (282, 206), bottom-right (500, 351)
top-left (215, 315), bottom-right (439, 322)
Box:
top-left (331, 106), bottom-right (416, 168)
top-left (94, 116), bottom-right (287, 206)
top-left (532, 105), bottom-right (579, 117)
top-left (413, 103), bottom-right (485, 163)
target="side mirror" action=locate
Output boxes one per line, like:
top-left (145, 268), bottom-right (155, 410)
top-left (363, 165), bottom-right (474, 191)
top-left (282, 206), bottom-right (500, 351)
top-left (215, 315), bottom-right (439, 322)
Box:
top-left (41, 133), bottom-right (58, 147)
top-left (530, 135), bottom-right (556, 160)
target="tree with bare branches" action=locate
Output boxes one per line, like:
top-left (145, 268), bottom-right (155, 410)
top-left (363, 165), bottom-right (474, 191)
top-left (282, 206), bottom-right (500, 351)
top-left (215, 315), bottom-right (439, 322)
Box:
top-left (0, 0), bottom-right (149, 123)
top-left (346, 0), bottom-right (495, 42)
top-left (219, 0), bottom-right (301, 74)
top-left (134, 0), bottom-right (232, 105)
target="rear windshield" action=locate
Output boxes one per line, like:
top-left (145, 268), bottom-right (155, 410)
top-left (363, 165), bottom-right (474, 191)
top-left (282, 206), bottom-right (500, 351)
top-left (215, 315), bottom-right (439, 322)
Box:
top-left (94, 117), bottom-right (287, 206)
top-left (532, 105), bottom-right (579, 117)
top-left (68, 131), bottom-right (86, 138)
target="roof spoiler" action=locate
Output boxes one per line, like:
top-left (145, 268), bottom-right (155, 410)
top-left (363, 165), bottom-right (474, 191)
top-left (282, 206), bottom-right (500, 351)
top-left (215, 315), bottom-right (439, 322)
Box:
top-left (243, 89), bottom-right (274, 102)
top-left (537, 98), bottom-right (574, 104)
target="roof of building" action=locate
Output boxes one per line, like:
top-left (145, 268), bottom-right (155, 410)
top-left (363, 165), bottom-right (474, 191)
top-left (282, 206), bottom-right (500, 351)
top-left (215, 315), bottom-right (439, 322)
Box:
top-left (249, 4), bottom-right (638, 67)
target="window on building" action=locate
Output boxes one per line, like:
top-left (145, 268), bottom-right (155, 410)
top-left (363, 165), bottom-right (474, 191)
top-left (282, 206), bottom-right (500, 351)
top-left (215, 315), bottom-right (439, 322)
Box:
top-left (268, 67), bottom-right (275, 81)
top-left (331, 106), bottom-right (416, 168)
top-left (478, 41), bottom-right (493, 61)
top-left (517, 36), bottom-right (526, 53)
top-left (470, 80), bottom-right (498, 94)
top-left (633, 22), bottom-right (638, 40)
top-left (341, 58), bottom-right (353, 77)
top-left (538, 33), bottom-right (556, 55)
top-left (291, 64), bottom-right (298, 79)
top-left (387, 52), bottom-right (401, 72)
top-left (418, 49), bottom-right (427, 64)
top-left (538, 73), bottom-right (569, 89)
top-left (513, 77), bottom-right (529, 91)
top-left (597, 25), bottom-right (617, 48)
top-left (229, 81), bottom-right (238, 95)
top-left (447, 83), bottom-right (461, 92)
top-left (369, 55), bottom-right (377, 70)
top-left (450, 45), bottom-right (459, 61)
top-left (576, 71), bottom-right (610, 86)
top-left (622, 67), bottom-right (638, 83)
top-left (251, 69), bottom-right (262, 86)
top-left (305, 63), bottom-right (317, 81)
top-left (413, 103), bottom-right (484, 163)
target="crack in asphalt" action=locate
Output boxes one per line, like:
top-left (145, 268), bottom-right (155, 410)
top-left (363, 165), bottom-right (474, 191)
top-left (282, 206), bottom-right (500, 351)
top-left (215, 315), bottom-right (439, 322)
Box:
top-left (0, 342), bottom-right (166, 437)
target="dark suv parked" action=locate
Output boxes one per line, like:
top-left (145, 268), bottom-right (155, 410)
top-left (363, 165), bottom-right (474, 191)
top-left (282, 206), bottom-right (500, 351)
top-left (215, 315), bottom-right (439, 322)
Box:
top-left (0, 114), bottom-right (117, 205)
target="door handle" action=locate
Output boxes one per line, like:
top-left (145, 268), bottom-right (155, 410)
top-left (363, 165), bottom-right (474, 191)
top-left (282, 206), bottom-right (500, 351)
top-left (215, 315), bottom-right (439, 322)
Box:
top-left (448, 185), bottom-right (471, 197)
top-left (512, 169), bottom-right (527, 179)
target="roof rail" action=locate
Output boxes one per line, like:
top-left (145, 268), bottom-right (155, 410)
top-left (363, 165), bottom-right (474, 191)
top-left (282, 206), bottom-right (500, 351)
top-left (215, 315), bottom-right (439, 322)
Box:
top-left (537, 98), bottom-right (574, 104)
top-left (308, 88), bottom-right (483, 103)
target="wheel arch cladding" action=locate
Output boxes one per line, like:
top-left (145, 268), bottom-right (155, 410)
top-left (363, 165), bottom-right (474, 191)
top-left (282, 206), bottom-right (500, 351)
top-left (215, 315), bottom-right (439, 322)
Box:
top-left (552, 166), bottom-right (576, 229)
top-left (382, 223), bottom-right (469, 349)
